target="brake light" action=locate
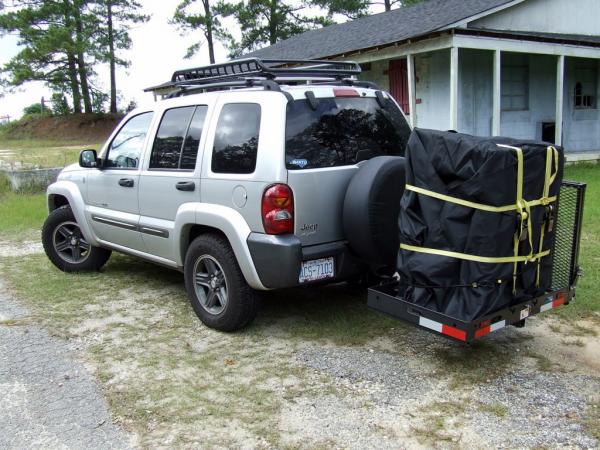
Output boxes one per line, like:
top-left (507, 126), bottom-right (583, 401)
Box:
top-left (334, 88), bottom-right (359, 97)
top-left (262, 184), bottom-right (294, 235)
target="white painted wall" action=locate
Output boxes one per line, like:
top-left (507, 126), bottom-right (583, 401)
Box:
top-left (414, 50), bottom-right (450, 130)
top-left (563, 57), bottom-right (600, 152)
top-left (500, 53), bottom-right (558, 140)
top-left (458, 49), bottom-right (493, 135)
top-left (471, 0), bottom-right (600, 36)
top-left (358, 59), bottom-right (390, 91)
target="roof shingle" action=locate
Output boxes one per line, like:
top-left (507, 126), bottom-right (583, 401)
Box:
top-left (246, 0), bottom-right (514, 59)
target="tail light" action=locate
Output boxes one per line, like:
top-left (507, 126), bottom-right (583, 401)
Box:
top-left (262, 184), bottom-right (294, 235)
top-left (334, 88), bottom-right (359, 97)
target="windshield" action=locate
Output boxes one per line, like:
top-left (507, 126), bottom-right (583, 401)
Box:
top-left (285, 96), bottom-right (410, 170)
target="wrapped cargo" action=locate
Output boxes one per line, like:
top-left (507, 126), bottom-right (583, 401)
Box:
top-left (397, 129), bottom-right (564, 321)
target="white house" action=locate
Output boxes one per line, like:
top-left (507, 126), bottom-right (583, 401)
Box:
top-left (247, 0), bottom-right (600, 157)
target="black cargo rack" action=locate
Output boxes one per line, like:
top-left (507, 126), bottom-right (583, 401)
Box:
top-left (144, 58), bottom-right (373, 97)
top-left (368, 180), bottom-right (586, 343)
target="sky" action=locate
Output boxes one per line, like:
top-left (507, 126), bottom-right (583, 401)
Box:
top-left (0, 0), bottom-right (233, 120)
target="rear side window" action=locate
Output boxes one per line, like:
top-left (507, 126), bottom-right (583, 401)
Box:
top-left (212, 103), bottom-right (261, 174)
top-left (285, 97), bottom-right (411, 170)
top-left (150, 105), bottom-right (208, 170)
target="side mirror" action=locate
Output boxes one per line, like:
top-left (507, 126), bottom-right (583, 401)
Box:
top-left (79, 149), bottom-right (99, 168)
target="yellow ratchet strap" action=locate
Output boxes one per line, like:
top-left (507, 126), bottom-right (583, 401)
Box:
top-left (401, 144), bottom-right (557, 294)
top-left (400, 243), bottom-right (550, 264)
top-left (535, 146), bottom-right (559, 287)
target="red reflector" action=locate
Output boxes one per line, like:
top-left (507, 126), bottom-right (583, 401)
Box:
top-left (334, 88), bottom-right (359, 97)
top-left (553, 294), bottom-right (565, 308)
top-left (475, 326), bottom-right (491, 339)
top-left (442, 324), bottom-right (467, 341)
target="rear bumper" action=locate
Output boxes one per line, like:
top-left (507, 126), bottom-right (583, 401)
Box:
top-left (247, 233), bottom-right (362, 289)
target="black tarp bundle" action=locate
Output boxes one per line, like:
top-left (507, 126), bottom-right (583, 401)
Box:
top-left (397, 129), bottom-right (564, 321)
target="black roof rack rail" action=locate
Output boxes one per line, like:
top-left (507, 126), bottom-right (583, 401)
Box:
top-left (144, 58), bottom-right (364, 95)
top-left (171, 58), bottom-right (361, 83)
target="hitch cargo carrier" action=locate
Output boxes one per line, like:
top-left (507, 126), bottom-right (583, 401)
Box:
top-left (368, 180), bottom-right (586, 343)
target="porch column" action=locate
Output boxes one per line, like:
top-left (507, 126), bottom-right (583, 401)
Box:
top-left (449, 47), bottom-right (458, 130)
top-left (492, 50), bottom-right (501, 136)
top-left (555, 55), bottom-right (565, 146)
top-left (407, 54), bottom-right (417, 127)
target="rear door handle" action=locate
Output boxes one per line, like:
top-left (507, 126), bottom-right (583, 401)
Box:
top-left (118, 178), bottom-right (134, 188)
top-left (176, 181), bottom-right (195, 192)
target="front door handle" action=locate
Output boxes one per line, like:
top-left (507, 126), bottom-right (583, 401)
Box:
top-left (176, 181), bottom-right (195, 192)
top-left (118, 178), bottom-right (134, 188)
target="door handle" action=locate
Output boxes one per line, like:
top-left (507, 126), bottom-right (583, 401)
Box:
top-left (175, 181), bottom-right (195, 192)
top-left (118, 178), bottom-right (134, 188)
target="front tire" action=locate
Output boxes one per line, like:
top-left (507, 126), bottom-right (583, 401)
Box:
top-left (184, 234), bottom-right (258, 331)
top-left (42, 206), bottom-right (111, 272)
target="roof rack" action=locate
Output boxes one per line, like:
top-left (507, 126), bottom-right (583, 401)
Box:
top-left (144, 58), bottom-right (368, 97)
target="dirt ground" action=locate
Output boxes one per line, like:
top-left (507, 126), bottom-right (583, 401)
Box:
top-left (1, 240), bottom-right (599, 449)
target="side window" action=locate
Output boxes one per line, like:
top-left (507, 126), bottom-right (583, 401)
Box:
top-left (212, 103), bottom-right (261, 174)
top-left (149, 105), bottom-right (208, 170)
top-left (105, 112), bottom-right (153, 169)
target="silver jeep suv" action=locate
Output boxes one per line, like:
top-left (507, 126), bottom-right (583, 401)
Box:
top-left (42, 59), bottom-right (411, 331)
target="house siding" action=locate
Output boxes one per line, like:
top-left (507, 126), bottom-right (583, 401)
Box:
top-left (414, 50), bottom-right (451, 131)
top-left (470, 0), bottom-right (600, 36)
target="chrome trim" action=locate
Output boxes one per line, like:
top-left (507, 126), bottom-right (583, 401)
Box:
top-left (92, 215), bottom-right (170, 239)
top-left (140, 226), bottom-right (170, 238)
top-left (91, 215), bottom-right (137, 230)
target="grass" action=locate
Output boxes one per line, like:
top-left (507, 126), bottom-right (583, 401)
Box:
top-left (555, 164), bottom-right (600, 320)
top-left (0, 159), bottom-right (598, 446)
top-left (0, 138), bottom-right (102, 169)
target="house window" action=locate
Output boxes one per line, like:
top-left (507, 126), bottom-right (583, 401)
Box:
top-left (501, 55), bottom-right (529, 111)
top-left (574, 64), bottom-right (597, 109)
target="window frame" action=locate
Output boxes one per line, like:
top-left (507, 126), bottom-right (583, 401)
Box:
top-left (573, 65), bottom-right (597, 110)
top-left (210, 102), bottom-right (262, 175)
top-left (103, 111), bottom-right (154, 171)
top-left (501, 62), bottom-right (529, 112)
top-left (148, 105), bottom-right (209, 172)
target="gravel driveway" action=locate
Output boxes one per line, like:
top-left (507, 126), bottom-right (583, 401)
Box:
top-left (0, 280), bottom-right (133, 450)
top-left (0, 241), bottom-right (598, 448)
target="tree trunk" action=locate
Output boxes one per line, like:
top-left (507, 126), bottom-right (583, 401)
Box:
top-left (73, 1), bottom-right (93, 113)
top-left (67, 52), bottom-right (83, 113)
top-left (269, 0), bottom-right (277, 45)
top-left (107, 0), bottom-right (117, 113)
top-left (202, 0), bottom-right (215, 64)
top-left (384, 0), bottom-right (391, 11)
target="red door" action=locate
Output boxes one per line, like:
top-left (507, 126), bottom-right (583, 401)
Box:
top-left (388, 59), bottom-right (410, 114)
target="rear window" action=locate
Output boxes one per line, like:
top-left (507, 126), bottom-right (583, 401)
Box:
top-left (285, 97), bottom-right (410, 170)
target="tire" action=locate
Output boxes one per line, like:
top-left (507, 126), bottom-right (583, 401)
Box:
top-left (184, 234), bottom-right (258, 331)
top-left (42, 206), bottom-right (112, 272)
top-left (343, 156), bottom-right (406, 273)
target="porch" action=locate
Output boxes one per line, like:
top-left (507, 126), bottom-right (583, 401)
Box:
top-left (351, 30), bottom-right (600, 156)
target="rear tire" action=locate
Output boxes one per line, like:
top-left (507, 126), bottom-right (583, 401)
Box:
top-left (184, 234), bottom-right (258, 331)
top-left (42, 206), bottom-right (111, 272)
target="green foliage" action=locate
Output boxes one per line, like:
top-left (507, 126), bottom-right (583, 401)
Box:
top-left (22, 103), bottom-right (44, 116)
top-left (50, 93), bottom-right (72, 116)
top-left (218, 0), bottom-right (333, 58)
top-left (172, 0), bottom-right (223, 63)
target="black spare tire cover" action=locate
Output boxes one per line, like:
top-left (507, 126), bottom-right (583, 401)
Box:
top-left (343, 156), bottom-right (406, 270)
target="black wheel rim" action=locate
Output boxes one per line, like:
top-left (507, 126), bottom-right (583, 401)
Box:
top-left (193, 255), bottom-right (228, 315)
top-left (52, 221), bottom-right (91, 264)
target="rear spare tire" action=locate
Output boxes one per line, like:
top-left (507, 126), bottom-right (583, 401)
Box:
top-left (342, 156), bottom-right (406, 273)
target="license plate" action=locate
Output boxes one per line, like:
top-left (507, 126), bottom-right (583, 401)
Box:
top-left (299, 257), bottom-right (335, 283)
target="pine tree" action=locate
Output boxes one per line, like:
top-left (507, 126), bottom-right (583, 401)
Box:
top-left (218, 0), bottom-right (332, 58)
top-left (172, 0), bottom-right (224, 64)
top-left (92, 0), bottom-right (148, 113)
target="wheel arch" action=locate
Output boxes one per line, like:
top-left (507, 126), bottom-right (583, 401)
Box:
top-left (46, 181), bottom-right (99, 246)
top-left (174, 203), bottom-right (267, 290)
